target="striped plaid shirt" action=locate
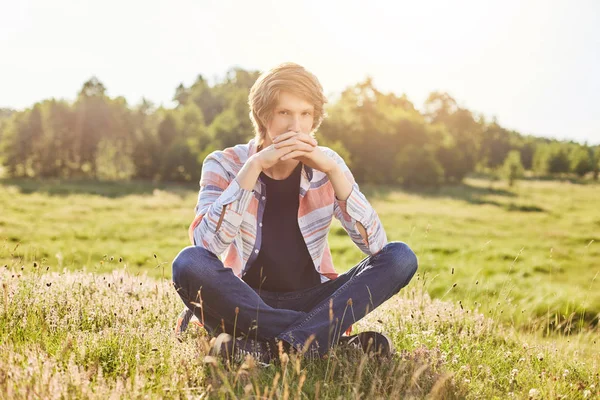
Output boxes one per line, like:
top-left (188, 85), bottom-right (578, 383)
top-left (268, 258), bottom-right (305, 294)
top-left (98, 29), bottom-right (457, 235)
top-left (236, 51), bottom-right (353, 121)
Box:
top-left (188, 138), bottom-right (388, 281)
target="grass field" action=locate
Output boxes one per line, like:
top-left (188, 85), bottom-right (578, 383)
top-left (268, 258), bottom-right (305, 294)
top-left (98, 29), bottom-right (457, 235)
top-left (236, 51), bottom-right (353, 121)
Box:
top-left (1, 177), bottom-right (599, 398)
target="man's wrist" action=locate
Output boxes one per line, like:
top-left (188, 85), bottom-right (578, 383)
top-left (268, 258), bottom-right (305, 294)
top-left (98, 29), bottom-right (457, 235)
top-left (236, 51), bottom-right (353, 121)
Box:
top-left (325, 162), bottom-right (341, 177)
top-left (248, 155), bottom-right (264, 173)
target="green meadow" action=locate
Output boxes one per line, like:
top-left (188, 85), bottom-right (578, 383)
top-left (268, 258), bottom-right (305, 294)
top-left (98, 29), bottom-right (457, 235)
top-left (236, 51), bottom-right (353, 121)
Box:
top-left (1, 177), bottom-right (598, 398)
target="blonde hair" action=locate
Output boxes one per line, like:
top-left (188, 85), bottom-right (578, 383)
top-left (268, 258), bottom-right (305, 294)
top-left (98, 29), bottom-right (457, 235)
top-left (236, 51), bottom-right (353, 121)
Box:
top-left (248, 62), bottom-right (328, 148)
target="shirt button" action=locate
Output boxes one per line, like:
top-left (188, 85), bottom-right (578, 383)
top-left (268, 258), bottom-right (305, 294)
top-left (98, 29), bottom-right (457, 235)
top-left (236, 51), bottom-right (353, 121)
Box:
top-left (261, 196), bottom-right (266, 201)
top-left (259, 222), bottom-right (263, 227)
top-left (254, 249), bottom-right (259, 254)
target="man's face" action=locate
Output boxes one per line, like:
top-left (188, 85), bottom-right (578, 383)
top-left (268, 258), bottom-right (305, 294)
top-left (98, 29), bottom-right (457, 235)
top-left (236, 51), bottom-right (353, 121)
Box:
top-left (264, 91), bottom-right (315, 147)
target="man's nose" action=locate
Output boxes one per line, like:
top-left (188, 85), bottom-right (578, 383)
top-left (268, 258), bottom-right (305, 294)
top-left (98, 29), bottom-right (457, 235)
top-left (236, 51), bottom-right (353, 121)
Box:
top-left (288, 115), bottom-right (301, 132)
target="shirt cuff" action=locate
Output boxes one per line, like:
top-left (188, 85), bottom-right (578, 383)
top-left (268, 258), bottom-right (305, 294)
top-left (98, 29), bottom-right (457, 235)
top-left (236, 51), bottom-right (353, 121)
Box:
top-left (215, 178), bottom-right (254, 215)
top-left (335, 184), bottom-right (371, 225)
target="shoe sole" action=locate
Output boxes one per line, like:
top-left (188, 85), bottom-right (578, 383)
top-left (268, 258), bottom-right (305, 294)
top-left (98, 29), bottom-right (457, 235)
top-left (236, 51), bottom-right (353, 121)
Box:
top-left (339, 331), bottom-right (395, 357)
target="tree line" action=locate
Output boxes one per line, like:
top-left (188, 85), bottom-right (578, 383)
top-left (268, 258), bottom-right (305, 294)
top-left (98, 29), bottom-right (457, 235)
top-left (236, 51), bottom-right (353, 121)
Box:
top-left (0, 68), bottom-right (598, 186)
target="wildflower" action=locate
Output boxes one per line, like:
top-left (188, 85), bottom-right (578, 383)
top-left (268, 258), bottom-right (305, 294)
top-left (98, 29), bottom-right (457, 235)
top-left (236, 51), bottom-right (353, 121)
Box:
top-left (583, 390), bottom-right (591, 398)
top-left (529, 388), bottom-right (540, 399)
top-left (537, 353), bottom-right (544, 361)
top-left (203, 355), bottom-right (218, 365)
top-left (511, 369), bottom-right (518, 376)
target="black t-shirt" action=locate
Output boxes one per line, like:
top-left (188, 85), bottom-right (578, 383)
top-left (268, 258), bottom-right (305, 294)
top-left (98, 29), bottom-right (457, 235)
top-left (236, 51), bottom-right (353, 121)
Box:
top-left (242, 162), bottom-right (321, 292)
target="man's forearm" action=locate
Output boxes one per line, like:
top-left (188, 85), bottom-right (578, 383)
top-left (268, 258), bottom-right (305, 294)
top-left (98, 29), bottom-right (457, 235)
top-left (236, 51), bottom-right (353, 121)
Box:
top-left (327, 165), bottom-right (369, 243)
top-left (236, 155), bottom-right (263, 191)
top-left (327, 164), bottom-right (352, 201)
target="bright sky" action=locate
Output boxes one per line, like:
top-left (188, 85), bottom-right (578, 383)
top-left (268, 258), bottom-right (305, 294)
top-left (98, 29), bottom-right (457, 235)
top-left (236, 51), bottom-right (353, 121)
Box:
top-left (1, 0), bottom-right (599, 144)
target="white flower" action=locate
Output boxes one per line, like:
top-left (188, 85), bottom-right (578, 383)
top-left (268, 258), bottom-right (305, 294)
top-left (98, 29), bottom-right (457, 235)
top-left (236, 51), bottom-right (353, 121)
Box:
top-left (583, 390), bottom-right (591, 398)
top-left (529, 388), bottom-right (540, 399)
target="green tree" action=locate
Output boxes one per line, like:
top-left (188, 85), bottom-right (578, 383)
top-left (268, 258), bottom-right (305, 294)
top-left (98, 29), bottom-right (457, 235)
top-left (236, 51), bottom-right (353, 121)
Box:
top-left (1, 112), bottom-right (27, 177)
top-left (592, 147), bottom-right (600, 181)
top-left (159, 139), bottom-right (200, 182)
top-left (570, 146), bottom-right (594, 177)
top-left (480, 122), bottom-right (512, 169)
top-left (424, 92), bottom-right (482, 182)
top-left (160, 104), bottom-right (207, 182)
top-left (37, 100), bottom-right (75, 178)
top-left (518, 139), bottom-right (536, 170)
top-left (208, 90), bottom-right (254, 149)
top-left (74, 77), bottom-right (112, 178)
top-left (131, 100), bottom-right (161, 180)
top-left (548, 146), bottom-right (571, 174)
top-left (3, 105), bottom-right (45, 177)
top-left (321, 78), bottom-right (433, 184)
top-left (395, 145), bottom-right (444, 187)
top-left (502, 150), bottom-right (524, 186)
top-left (0, 109), bottom-right (15, 159)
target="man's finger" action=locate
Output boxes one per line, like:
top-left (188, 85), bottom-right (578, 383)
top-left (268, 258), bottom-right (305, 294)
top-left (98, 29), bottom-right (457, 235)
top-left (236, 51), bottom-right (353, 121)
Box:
top-left (273, 131), bottom-right (299, 144)
top-left (274, 138), bottom-right (317, 149)
top-left (281, 149), bottom-right (312, 161)
top-left (274, 133), bottom-right (316, 147)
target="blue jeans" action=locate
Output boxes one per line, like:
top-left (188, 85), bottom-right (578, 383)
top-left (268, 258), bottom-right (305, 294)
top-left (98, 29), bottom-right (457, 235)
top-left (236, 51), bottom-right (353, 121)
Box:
top-left (172, 241), bottom-right (418, 356)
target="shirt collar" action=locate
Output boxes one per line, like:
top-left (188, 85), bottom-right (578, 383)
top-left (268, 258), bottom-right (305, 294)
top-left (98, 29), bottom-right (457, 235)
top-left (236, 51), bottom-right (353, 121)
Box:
top-left (299, 163), bottom-right (313, 197)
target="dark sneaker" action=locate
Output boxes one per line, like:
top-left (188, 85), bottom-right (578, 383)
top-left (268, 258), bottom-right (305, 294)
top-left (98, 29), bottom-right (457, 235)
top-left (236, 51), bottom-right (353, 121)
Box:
top-left (210, 333), bottom-right (277, 365)
top-left (338, 331), bottom-right (394, 357)
top-left (174, 308), bottom-right (203, 341)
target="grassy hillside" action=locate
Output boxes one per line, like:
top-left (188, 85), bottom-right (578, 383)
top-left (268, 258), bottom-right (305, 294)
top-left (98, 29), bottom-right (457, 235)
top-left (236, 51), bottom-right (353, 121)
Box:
top-left (1, 267), bottom-right (598, 398)
top-left (0, 177), bottom-right (599, 398)
top-left (1, 177), bottom-right (598, 332)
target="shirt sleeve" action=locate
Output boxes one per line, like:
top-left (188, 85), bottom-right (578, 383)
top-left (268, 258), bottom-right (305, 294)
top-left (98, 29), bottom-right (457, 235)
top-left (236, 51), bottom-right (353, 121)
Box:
top-left (327, 149), bottom-right (388, 255)
top-left (188, 153), bottom-right (254, 256)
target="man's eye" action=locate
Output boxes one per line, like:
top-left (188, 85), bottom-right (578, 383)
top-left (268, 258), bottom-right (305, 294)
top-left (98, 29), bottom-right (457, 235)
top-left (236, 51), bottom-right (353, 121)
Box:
top-left (279, 111), bottom-right (288, 115)
top-left (303, 112), bottom-right (312, 116)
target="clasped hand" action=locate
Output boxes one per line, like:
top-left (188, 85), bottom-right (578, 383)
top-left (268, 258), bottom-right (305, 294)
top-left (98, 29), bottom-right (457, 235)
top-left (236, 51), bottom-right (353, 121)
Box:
top-left (257, 131), bottom-right (336, 174)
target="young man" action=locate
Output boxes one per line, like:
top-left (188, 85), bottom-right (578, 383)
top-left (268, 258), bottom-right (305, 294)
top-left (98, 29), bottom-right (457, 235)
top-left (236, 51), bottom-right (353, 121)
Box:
top-left (172, 62), bottom-right (418, 364)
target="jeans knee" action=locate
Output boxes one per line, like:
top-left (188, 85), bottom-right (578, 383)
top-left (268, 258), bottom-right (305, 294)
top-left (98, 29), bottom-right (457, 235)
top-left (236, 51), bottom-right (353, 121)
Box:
top-left (382, 241), bottom-right (418, 284)
top-left (172, 246), bottom-right (193, 286)
top-left (172, 245), bottom-right (215, 286)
